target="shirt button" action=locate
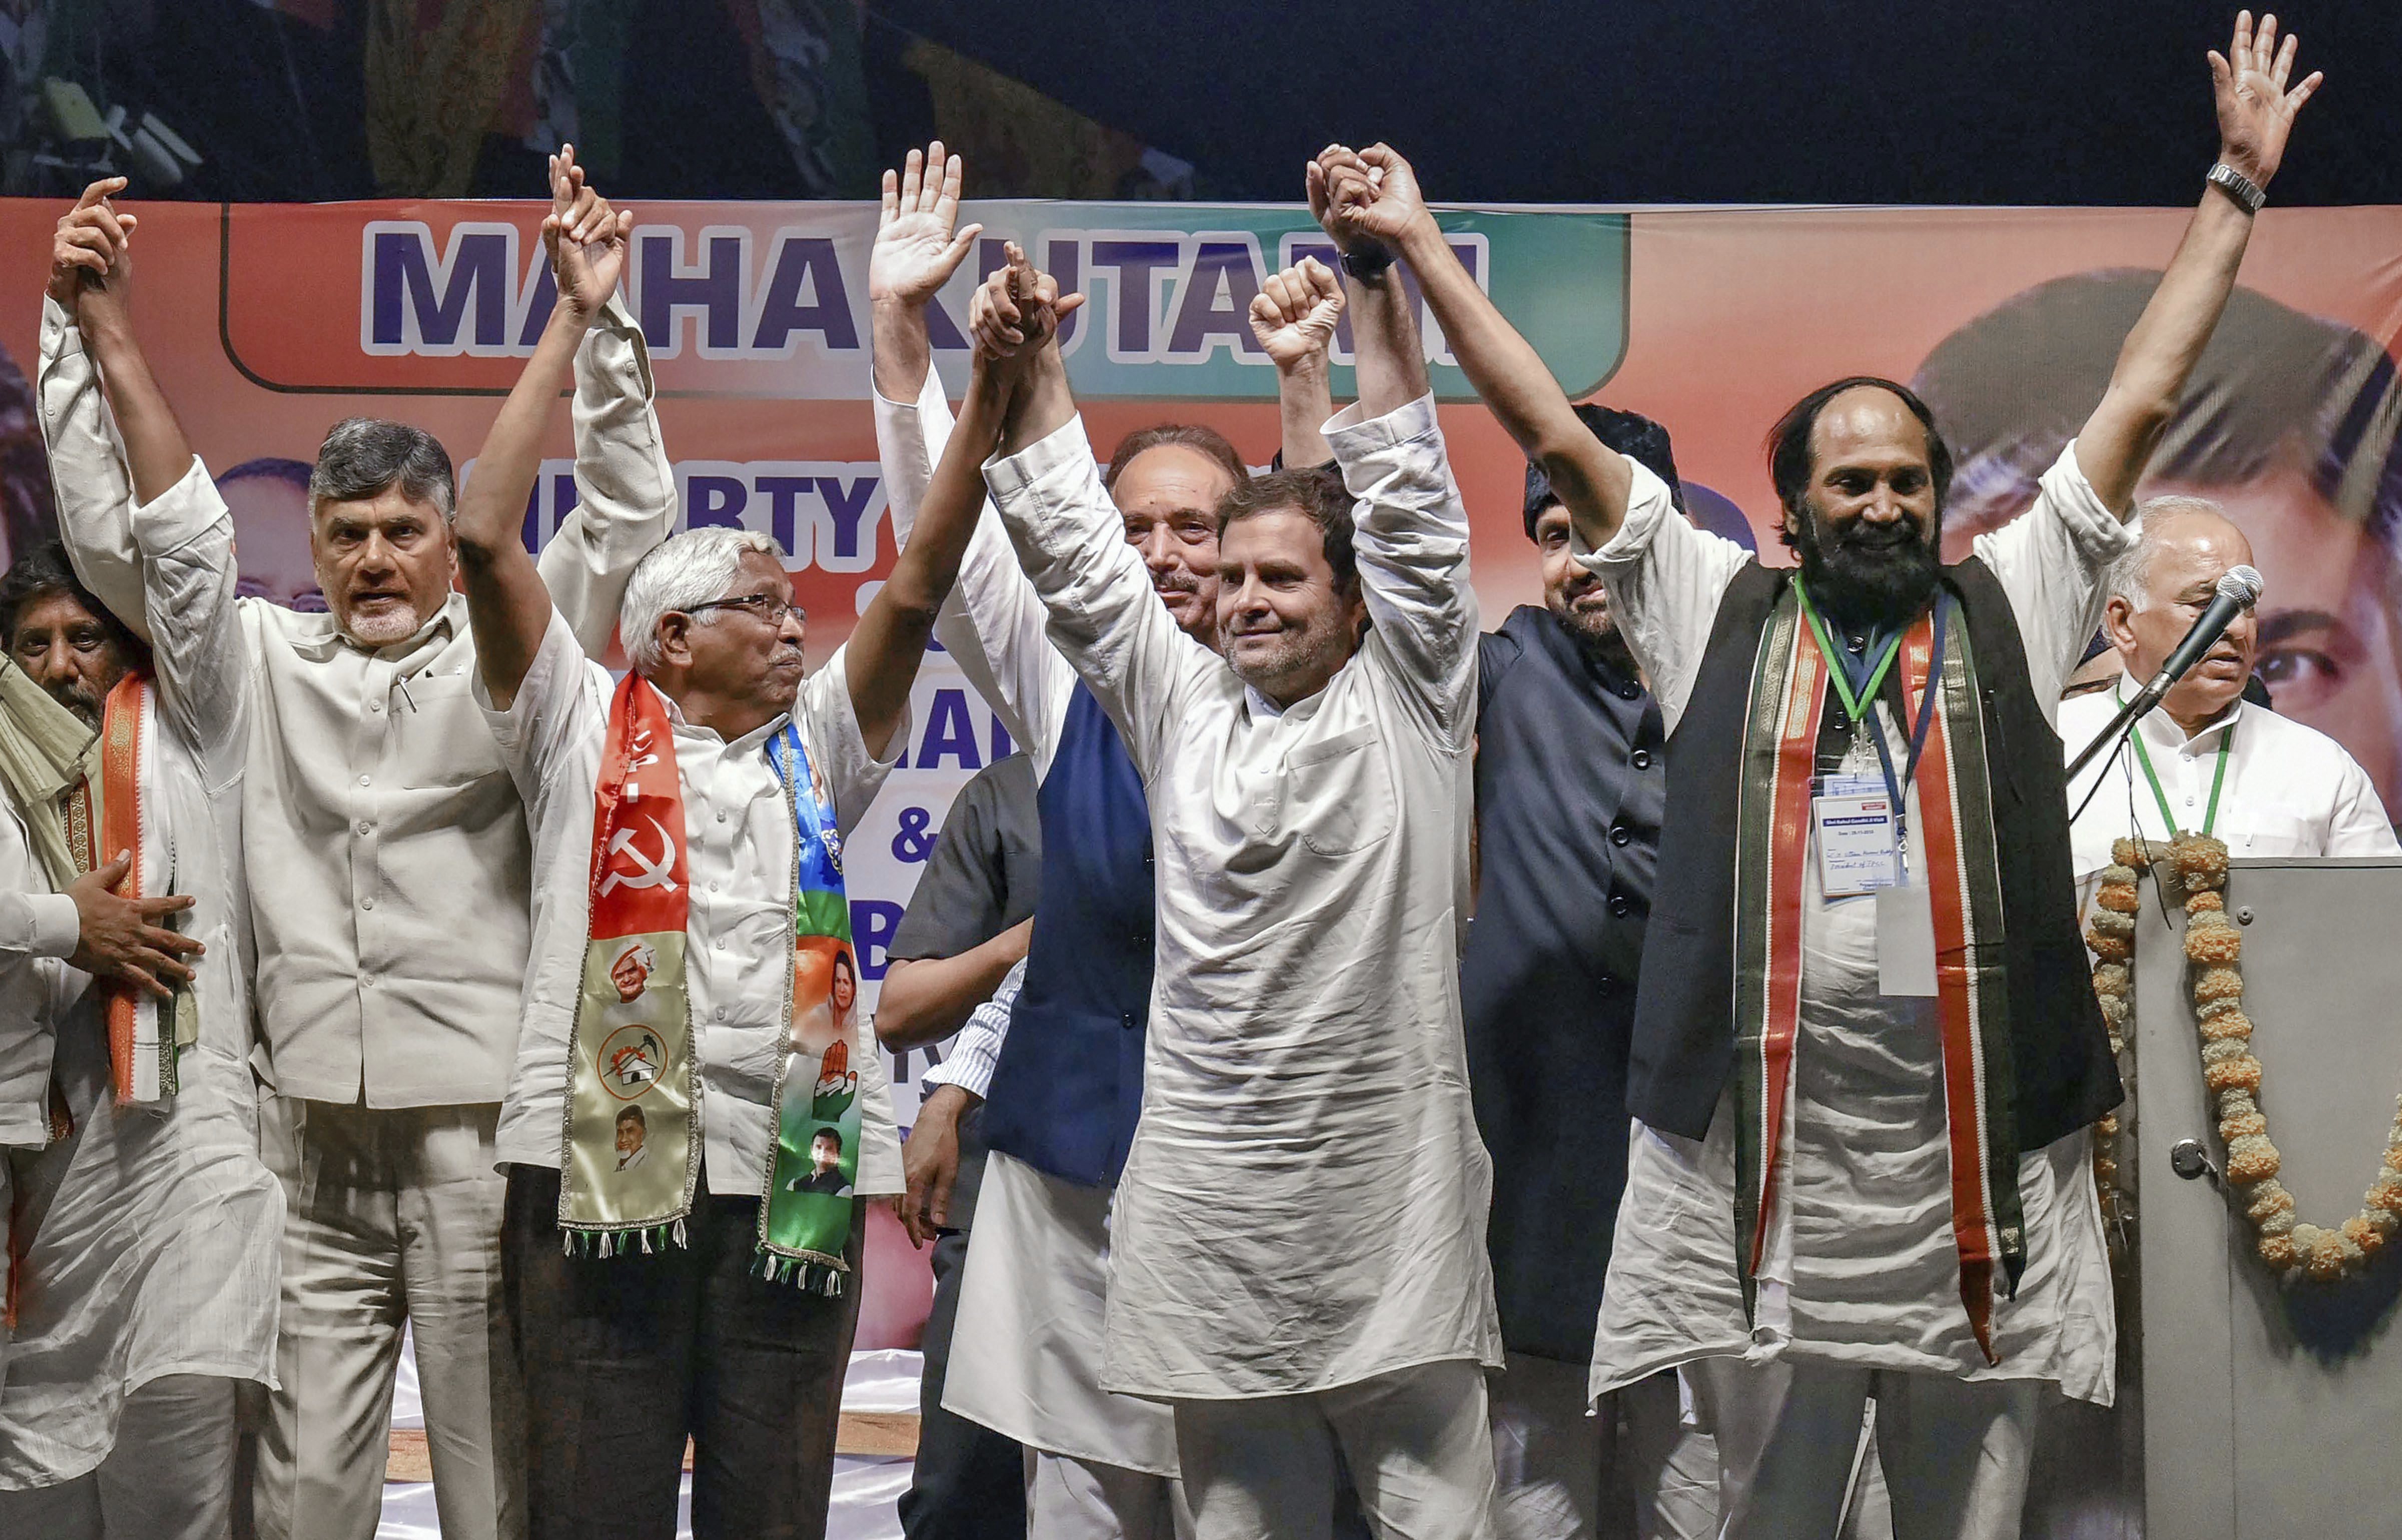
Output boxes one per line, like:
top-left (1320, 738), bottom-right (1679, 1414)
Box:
top-left (357, 822), bottom-right (372, 836)
top-left (713, 939), bottom-right (725, 951)
top-left (708, 882), bottom-right (718, 893)
top-left (362, 974), bottom-right (378, 988)
top-left (1120, 1012), bottom-right (1137, 1030)
top-left (370, 700), bottom-right (383, 713)
top-left (1630, 750), bottom-right (1653, 771)
top-left (361, 897), bottom-right (375, 911)
top-left (1618, 682), bottom-right (1639, 701)
top-left (717, 811), bottom-right (728, 824)
top-left (714, 1007), bottom-right (726, 1021)
top-left (359, 774), bottom-right (372, 787)
top-left (1608, 895), bottom-right (1632, 917)
top-left (1610, 826), bottom-right (1632, 847)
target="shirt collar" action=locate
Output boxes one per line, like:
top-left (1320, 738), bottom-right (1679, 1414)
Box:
top-left (659, 688), bottom-right (792, 756)
top-left (2118, 675), bottom-right (2244, 754)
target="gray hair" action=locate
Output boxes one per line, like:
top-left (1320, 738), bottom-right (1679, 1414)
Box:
top-left (310, 418), bottom-right (455, 523)
top-left (620, 526), bottom-right (781, 674)
top-left (2106, 494), bottom-right (2234, 607)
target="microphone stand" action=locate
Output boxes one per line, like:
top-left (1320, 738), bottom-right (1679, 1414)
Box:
top-left (2066, 674), bottom-right (2168, 782)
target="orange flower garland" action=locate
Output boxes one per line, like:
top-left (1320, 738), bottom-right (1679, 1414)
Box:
top-left (2088, 833), bottom-right (2402, 1284)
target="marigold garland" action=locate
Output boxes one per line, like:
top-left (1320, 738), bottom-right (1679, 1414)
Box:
top-left (2086, 833), bottom-right (2402, 1285)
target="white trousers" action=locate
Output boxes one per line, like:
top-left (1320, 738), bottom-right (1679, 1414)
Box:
top-left (1488, 1355), bottom-right (1717, 1540)
top-left (1685, 1357), bottom-right (2038, 1540)
top-left (253, 1097), bottom-right (522, 1540)
top-left (1173, 1359), bottom-right (1498, 1540)
top-left (1031, 1448), bottom-right (1198, 1540)
top-left (0, 1373), bottom-right (239, 1539)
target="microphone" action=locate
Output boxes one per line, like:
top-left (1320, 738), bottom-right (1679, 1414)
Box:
top-left (2066, 564), bottom-right (2263, 781)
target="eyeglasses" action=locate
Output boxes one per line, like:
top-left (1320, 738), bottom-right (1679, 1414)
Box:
top-left (684, 594), bottom-right (806, 627)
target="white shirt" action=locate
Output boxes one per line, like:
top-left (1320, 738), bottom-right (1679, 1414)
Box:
top-left (39, 295), bottom-right (675, 1107)
top-left (872, 365), bottom-right (1074, 1089)
top-left (983, 396), bottom-right (1502, 1400)
top-left (1580, 445), bottom-right (2132, 1405)
top-left (2061, 683), bottom-right (2399, 878)
top-left (0, 458), bottom-right (280, 1484)
top-left (483, 608), bottom-right (905, 1198)
top-left (0, 837), bottom-right (81, 1148)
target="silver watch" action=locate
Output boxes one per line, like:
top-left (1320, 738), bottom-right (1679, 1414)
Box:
top-left (2207, 162), bottom-right (2266, 216)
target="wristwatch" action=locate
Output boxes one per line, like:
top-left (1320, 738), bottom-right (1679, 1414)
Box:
top-left (2207, 162), bottom-right (2266, 216)
top-left (1340, 243), bottom-right (1398, 281)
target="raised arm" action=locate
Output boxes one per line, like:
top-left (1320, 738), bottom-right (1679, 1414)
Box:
top-left (867, 146), bottom-right (1076, 769)
top-left (976, 258), bottom-right (1205, 776)
top-left (40, 180), bottom-right (151, 643)
top-left (458, 149), bottom-right (630, 707)
top-left (844, 298), bottom-right (1036, 760)
top-left (2073, 12), bottom-right (2320, 516)
top-left (1318, 143), bottom-right (1635, 551)
top-left (1250, 258), bottom-right (1343, 467)
top-left (1312, 155), bottom-right (1478, 737)
top-left (534, 150), bottom-right (677, 658)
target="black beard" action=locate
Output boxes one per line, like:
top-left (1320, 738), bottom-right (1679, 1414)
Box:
top-left (1794, 506), bottom-right (1941, 633)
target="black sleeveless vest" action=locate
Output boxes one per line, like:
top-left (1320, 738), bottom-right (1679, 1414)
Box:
top-left (1628, 557), bottom-right (2122, 1148)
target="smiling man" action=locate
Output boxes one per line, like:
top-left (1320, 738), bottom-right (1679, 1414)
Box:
top-left (37, 153), bottom-right (673, 1540)
top-left (962, 202), bottom-right (1500, 1533)
top-left (2062, 497), bottom-right (2397, 873)
top-left (452, 147), bottom-right (999, 1539)
top-left (1357, 14), bottom-right (2320, 1534)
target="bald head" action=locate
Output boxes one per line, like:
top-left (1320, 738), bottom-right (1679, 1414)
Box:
top-left (2104, 495), bottom-right (2260, 732)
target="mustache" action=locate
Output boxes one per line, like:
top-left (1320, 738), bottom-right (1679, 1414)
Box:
top-left (1151, 573), bottom-right (1200, 595)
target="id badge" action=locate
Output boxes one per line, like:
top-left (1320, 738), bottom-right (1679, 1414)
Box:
top-left (1813, 775), bottom-right (1901, 898)
top-left (1876, 882), bottom-right (1939, 996)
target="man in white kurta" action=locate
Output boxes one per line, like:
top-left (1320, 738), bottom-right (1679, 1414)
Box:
top-left (37, 167), bottom-right (670, 1540)
top-left (0, 495), bottom-right (279, 1536)
top-left (1580, 447), bottom-right (2129, 1530)
top-left (2062, 498), bottom-right (2398, 873)
top-left (973, 254), bottom-right (1501, 1538)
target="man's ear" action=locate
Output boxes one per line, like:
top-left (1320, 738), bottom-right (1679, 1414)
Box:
top-left (2102, 594), bottom-right (2138, 651)
top-left (655, 612), bottom-right (693, 668)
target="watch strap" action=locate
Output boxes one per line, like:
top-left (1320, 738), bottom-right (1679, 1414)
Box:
top-left (2207, 162), bottom-right (2267, 216)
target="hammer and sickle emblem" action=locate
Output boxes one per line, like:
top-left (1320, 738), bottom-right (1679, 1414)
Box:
top-left (599, 815), bottom-right (679, 896)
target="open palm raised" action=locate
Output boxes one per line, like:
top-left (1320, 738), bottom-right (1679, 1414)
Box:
top-left (871, 140), bottom-right (983, 308)
top-left (2209, 11), bottom-right (2322, 189)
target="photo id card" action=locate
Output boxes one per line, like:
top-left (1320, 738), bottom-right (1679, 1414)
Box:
top-left (1813, 775), bottom-right (1901, 898)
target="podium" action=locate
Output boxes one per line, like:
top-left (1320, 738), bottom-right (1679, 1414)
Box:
top-left (2131, 857), bottom-right (2402, 1535)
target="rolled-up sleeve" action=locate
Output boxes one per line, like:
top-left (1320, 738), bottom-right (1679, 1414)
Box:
top-left (1575, 460), bottom-right (1753, 732)
top-left (1326, 393), bottom-right (1477, 747)
top-left (1973, 443), bottom-right (2140, 718)
top-left (920, 958), bottom-right (1020, 1100)
top-left (36, 298), bottom-right (149, 644)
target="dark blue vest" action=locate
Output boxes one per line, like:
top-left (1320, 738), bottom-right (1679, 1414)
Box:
top-left (977, 684), bottom-right (1154, 1187)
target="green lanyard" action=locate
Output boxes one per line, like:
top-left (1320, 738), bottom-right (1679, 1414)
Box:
top-left (2124, 682), bottom-right (2233, 837)
top-left (1794, 576), bottom-right (1903, 722)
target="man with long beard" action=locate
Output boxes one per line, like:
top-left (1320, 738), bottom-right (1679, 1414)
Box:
top-left (1337, 12), bottom-right (2319, 1533)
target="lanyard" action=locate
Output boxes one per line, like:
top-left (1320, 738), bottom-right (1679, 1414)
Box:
top-left (1796, 579), bottom-right (1951, 831)
top-left (2123, 685), bottom-right (2233, 837)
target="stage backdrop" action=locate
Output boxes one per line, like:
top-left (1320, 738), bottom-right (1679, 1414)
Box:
top-left (5, 194), bottom-right (2400, 1341)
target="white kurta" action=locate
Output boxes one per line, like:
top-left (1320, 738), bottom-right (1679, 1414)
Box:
top-left (38, 294), bottom-right (673, 1109)
top-left (482, 608), bottom-right (906, 1199)
top-left (982, 395), bottom-right (1501, 1401)
top-left (878, 369), bottom-right (1182, 1469)
top-left (2061, 682), bottom-right (2399, 879)
top-left (1581, 446), bottom-right (2132, 1407)
top-left (0, 458), bottom-right (280, 1486)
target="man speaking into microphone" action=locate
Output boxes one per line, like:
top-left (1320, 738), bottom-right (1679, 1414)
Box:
top-left (2064, 495), bottom-right (2396, 886)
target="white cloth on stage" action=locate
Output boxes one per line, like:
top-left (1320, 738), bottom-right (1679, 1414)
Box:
top-left (1488, 1356), bottom-right (1715, 1540)
top-left (0, 459), bottom-right (280, 1492)
top-left (945, 1150), bottom-right (1181, 1476)
top-left (1580, 446), bottom-right (2130, 1411)
top-left (482, 607), bottom-right (906, 1199)
top-left (981, 396), bottom-right (1500, 1401)
top-left (2060, 680), bottom-right (2399, 879)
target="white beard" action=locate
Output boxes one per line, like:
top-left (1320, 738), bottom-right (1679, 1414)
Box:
top-left (341, 602), bottom-right (424, 647)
